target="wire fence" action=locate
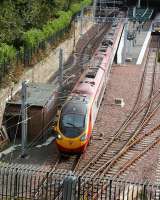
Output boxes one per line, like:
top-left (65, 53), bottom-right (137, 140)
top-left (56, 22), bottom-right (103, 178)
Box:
top-left (0, 25), bottom-right (70, 82)
top-left (0, 167), bottom-right (159, 200)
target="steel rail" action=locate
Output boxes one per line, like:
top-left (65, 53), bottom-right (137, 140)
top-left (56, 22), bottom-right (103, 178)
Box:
top-left (75, 37), bottom-right (160, 200)
top-left (91, 37), bottom-right (160, 199)
top-left (77, 38), bottom-right (158, 176)
top-left (88, 97), bottom-right (160, 180)
top-left (91, 40), bottom-right (160, 199)
top-left (34, 22), bottom-right (113, 200)
top-left (93, 124), bottom-right (160, 199)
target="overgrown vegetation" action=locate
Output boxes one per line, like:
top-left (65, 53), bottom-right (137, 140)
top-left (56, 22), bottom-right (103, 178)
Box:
top-left (0, 44), bottom-right (16, 64)
top-left (0, 0), bottom-right (92, 64)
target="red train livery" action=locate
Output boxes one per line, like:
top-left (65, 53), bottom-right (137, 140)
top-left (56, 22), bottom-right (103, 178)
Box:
top-left (53, 22), bottom-right (124, 153)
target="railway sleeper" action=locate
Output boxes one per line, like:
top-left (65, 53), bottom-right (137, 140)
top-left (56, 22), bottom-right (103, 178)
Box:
top-left (101, 153), bottom-right (116, 158)
top-left (115, 159), bottom-right (131, 166)
top-left (110, 144), bottom-right (124, 148)
top-left (135, 142), bottom-right (154, 150)
top-left (102, 156), bottom-right (115, 161)
top-left (107, 170), bottom-right (119, 176)
top-left (130, 148), bottom-right (146, 153)
top-left (121, 153), bottom-right (136, 159)
top-left (91, 164), bottom-right (105, 169)
top-left (95, 160), bottom-right (108, 164)
top-left (121, 155), bottom-right (135, 161)
top-left (85, 169), bottom-right (97, 174)
top-left (105, 174), bottom-right (114, 178)
top-left (130, 146), bottom-right (143, 151)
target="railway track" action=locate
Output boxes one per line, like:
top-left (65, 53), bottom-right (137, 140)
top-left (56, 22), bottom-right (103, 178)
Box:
top-left (7, 34), bottom-right (158, 200)
top-left (0, 21), bottom-right (112, 200)
top-left (27, 22), bottom-right (114, 200)
top-left (32, 154), bottom-right (80, 199)
top-left (36, 21), bottom-right (125, 200)
top-left (74, 41), bottom-right (157, 172)
top-left (68, 35), bottom-right (160, 200)
top-left (61, 23), bottom-right (111, 94)
top-left (75, 36), bottom-right (159, 182)
top-left (1, 23), bottom-right (158, 200)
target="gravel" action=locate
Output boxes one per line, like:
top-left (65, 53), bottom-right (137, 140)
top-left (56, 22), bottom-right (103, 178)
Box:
top-left (77, 64), bottom-right (143, 171)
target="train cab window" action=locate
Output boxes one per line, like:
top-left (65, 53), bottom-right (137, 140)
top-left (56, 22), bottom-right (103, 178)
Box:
top-left (59, 102), bottom-right (87, 138)
top-left (62, 114), bottom-right (84, 129)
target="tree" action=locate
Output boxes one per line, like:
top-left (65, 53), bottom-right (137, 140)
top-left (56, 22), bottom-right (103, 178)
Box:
top-left (0, 0), bottom-right (88, 46)
top-left (0, 1), bottom-right (22, 44)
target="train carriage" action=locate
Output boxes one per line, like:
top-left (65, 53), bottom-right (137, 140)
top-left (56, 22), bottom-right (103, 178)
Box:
top-left (53, 22), bottom-right (124, 154)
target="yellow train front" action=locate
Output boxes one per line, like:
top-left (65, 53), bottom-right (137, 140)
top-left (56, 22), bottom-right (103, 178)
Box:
top-left (53, 96), bottom-right (91, 154)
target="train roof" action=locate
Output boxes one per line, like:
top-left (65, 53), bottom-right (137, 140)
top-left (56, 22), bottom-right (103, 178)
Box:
top-left (71, 23), bottom-right (122, 100)
top-left (73, 80), bottom-right (95, 96)
top-left (68, 95), bottom-right (89, 103)
top-left (62, 101), bottom-right (87, 115)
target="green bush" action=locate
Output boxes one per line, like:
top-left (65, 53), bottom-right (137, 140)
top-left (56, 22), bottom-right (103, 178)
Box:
top-left (0, 43), bottom-right (16, 64)
top-left (0, 0), bottom-right (92, 81)
top-left (23, 0), bottom-right (91, 48)
top-left (81, 0), bottom-right (92, 7)
top-left (56, 10), bottom-right (72, 28)
top-left (70, 0), bottom-right (92, 15)
top-left (0, 0), bottom-right (92, 63)
top-left (70, 3), bottom-right (82, 15)
top-left (43, 11), bottom-right (72, 38)
top-left (23, 28), bottom-right (45, 48)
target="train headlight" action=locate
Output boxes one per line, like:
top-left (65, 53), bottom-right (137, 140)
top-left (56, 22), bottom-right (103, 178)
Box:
top-left (80, 134), bottom-right (86, 141)
top-left (57, 134), bottom-right (62, 139)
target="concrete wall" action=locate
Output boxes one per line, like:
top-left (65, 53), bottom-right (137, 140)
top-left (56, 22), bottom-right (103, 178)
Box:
top-left (137, 25), bottom-right (152, 64)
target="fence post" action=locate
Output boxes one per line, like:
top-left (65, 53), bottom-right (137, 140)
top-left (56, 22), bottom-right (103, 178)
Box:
top-left (142, 184), bottom-right (147, 200)
top-left (45, 172), bottom-right (49, 200)
top-left (77, 176), bottom-right (81, 200)
top-left (63, 172), bottom-right (77, 200)
top-left (21, 81), bottom-right (28, 158)
top-left (109, 180), bottom-right (112, 200)
top-left (14, 168), bottom-right (18, 199)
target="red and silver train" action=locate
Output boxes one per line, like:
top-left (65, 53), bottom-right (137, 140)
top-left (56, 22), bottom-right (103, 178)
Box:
top-left (53, 22), bottom-right (124, 153)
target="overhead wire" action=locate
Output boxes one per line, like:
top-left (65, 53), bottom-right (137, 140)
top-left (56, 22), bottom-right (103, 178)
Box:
top-left (2, 104), bottom-right (33, 126)
top-left (3, 54), bottom-right (100, 132)
top-left (9, 108), bottom-right (22, 163)
top-left (26, 116), bottom-right (56, 149)
top-left (1, 17), bottom-right (106, 155)
top-left (2, 85), bottom-right (72, 131)
top-left (3, 104), bottom-right (51, 133)
top-left (3, 49), bottom-right (92, 126)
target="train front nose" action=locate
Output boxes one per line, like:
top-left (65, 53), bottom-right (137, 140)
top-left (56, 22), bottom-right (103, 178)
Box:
top-left (56, 136), bottom-right (86, 153)
top-left (56, 100), bottom-right (88, 153)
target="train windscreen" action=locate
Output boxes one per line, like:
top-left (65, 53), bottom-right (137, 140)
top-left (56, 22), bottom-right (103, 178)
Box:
top-left (59, 102), bottom-right (87, 138)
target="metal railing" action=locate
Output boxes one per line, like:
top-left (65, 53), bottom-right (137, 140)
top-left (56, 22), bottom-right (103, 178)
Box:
top-left (0, 167), bottom-right (159, 200)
